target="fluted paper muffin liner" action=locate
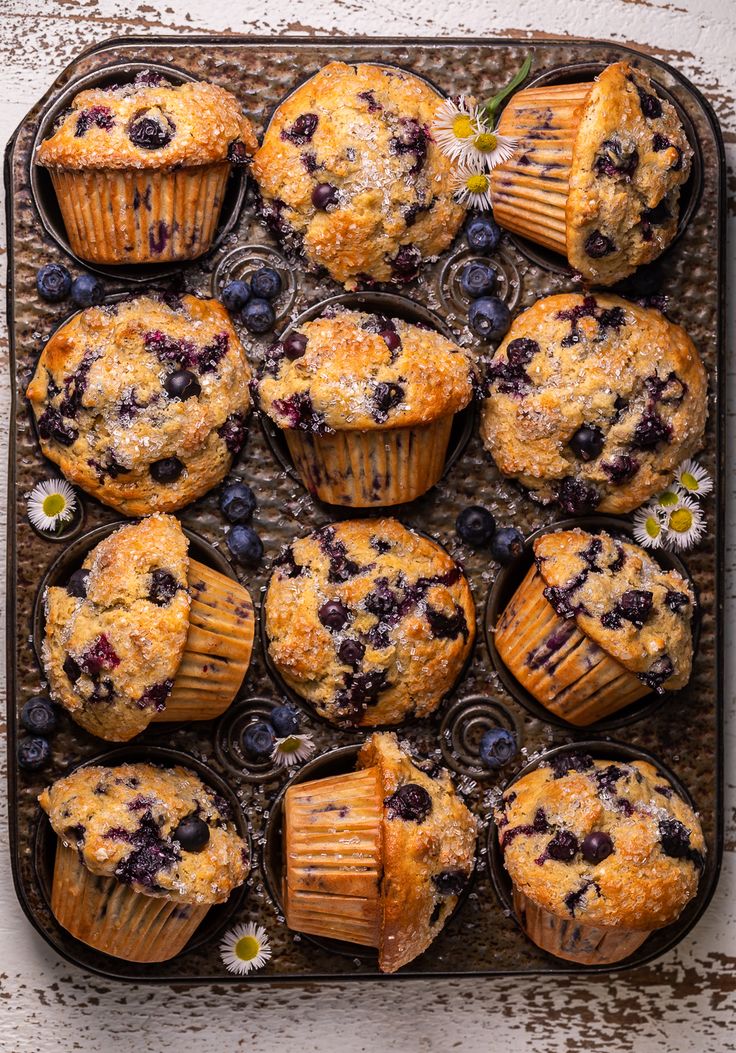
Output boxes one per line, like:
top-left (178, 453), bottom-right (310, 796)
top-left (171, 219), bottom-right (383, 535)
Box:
top-left (512, 886), bottom-right (649, 965)
top-left (50, 842), bottom-right (209, 962)
top-left (46, 162), bottom-right (230, 264)
top-left (155, 559), bottom-right (254, 723)
top-left (490, 83), bottom-right (592, 255)
top-left (283, 415), bottom-right (454, 507)
top-left (494, 565), bottom-right (648, 725)
top-left (283, 766), bottom-right (383, 946)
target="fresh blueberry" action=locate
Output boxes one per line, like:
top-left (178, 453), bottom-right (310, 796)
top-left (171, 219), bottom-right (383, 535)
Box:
top-left (468, 296), bottom-right (511, 342)
top-left (582, 831), bottom-right (614, 864)
top-left (386, 783), bottom-right (432, 822)
top-left (242, 297), bottom-right (276, 334)
top-left (164, 369), bottom-right (201, 401)
top-left (128, 115), bottom-right (174, 150)
top-left (250, 267), bottom-right (282, 302)
top-left (220, 481), bottom-right (256, 523)
top-left (465, 213), bottom-right (501, 253)
top-left (173, 815), bottom-right (210, 852)
top-left (242, 720), bottom-right (275, 760)
top-left (569, 424), bottom-right (604, 462)
top-left (491, 526), bottom-right (524, 565)
top-left (312, 183), bottom-right (339, 210)
top-left (456, 505), bottom-right (496, 547)
top-left (70, 273), bottom-right (104, 309)
top-left (338, 638), bottom-right (365, 666)
top-left (17, 736), bottom-right (51, 771)
top-left (460, 261), bottom-right (496, 299)
top-left (36, 263), bottom-right (72, 303)
top-left (479, 727), bottom-right (517, 769)
top-left (546, 830), bottom-right (579, 861)
top-left (20, 696), bottom-right (58, 736)
top-left (226, 525), bottom-right (263, 566)
top-left (150, 457), bottom-right (184, 484)
top-left (283, 332), bottom-right (307, 360)
top-left (66, 568), bottom-right (89, 598)
top-left (270, 703), bottom-right (300, 737)
top-left (221, 280), bottom-right (251, 312)
top-left (318, 599), bottom-right (349, 631)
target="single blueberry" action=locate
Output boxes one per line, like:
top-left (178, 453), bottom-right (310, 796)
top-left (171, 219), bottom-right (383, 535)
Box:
top-left (381, 329), bottom-right (402, 354)
top-left (250, 267), bottom-right (282, 302)
top-left (148, 569), bottom-right (179, 606)
top-left (468, 296), bottom-right (511, 342)
top-left (318, 599), bottom-right (349, 631)
top-left (585, 230), bottom-right (616, 259)
top-left (20, 696), bottom-right (58, 736)
top-left (659, 817), bottom-right (691, 858)
top-left (220, 481), bottom-right (256, 523)
top-left (546, 830), bottom-right (579, 861)
top-left (221, 280), bottom-right (251, 312)
top-left (129, 114), bottom-right (174, 149)
top-left (150, 457), bottom-right (184, 483)
top-left (386, 783), bottom-right (432, 822)
top-left (479, 727), bottom-right (517, 769)
top-left (173, 815), bottom-right (210, 852)
top-left (226, 525), bottom-right (263, 566)
top-left (491, 526), bottom-right (524, 565)
top-left (569, 424), bottom-right (604, 462)
top-left (338, 638), bottom-right (365, 666)
top-left (242, 297), bottom-right (276, 334)
top-left (460, 261), bottom-right (496, 299)
top-left (270, 704), bottom-right (300, 737)
top-left (18, 736), bottom-right (51, 771)
top-left (312, 182), bottom-right (339, 210)
top-left (66, 568), bottom-right (89, 598)
top-left (582, 831), bottom-right (614, 864)
top-left (283, 332), bottom-right (307, 360)
top-left (242, 720), bottom-right (275, 759)
top-left (456, 505), bottom-right (496, 547)
top-left (70, 273), bottom-right (104, 309)
top-left (164, 369), bottom-right (201, 401)
top-left (465, 213), bottom-right (501, 253)
top-left (36, 263), bottom-right (72, 303)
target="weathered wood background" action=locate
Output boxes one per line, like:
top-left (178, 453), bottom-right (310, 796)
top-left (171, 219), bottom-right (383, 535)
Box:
top-left (0, 1), bottom-right (734, 1050)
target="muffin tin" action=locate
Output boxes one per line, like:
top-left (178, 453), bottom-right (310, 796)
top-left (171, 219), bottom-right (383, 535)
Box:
top-left (5, 36), bottom-right (725, 981)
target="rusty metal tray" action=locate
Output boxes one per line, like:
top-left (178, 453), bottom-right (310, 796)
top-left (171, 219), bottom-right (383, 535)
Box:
top-left (4, 35), bottom-right (726, 982)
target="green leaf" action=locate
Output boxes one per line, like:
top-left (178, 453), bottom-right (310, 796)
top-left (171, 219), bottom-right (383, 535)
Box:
top-left (482, 54), bottom-right (533, 127)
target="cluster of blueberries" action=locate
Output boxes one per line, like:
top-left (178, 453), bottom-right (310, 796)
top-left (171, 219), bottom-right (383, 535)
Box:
top-left (241, 703), bottom-right (301, 761)
top-left (36, 263), bottom-right (104, 309)
top-left (460, 214), bottom-right (511, 343)
top-left (17, 695), bottom-right (58, 771)
top-left (219, 480), bottom-right (263, 566)
top-left (455, 505), bottom-right (524, 566)
top-left (220, 266), bottom-right (283, 334)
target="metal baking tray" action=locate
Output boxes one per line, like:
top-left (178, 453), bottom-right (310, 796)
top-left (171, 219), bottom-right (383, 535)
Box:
top-left (4, 35), bottom-right (725, 982)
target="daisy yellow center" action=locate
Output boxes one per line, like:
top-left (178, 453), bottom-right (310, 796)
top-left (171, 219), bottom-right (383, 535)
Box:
top-left (659, 490), bottom-right (680, 507)
top-left (42, 494), bottom-right (66, 517)
top-left (680, 472), bottom-right (698, 491)
top-left (280, 736), bottom-right (300, 754)
top-left (234, 935), bottom-right (261, 962)
top-left (466, 173), bottom-right (490, 194)
top-left (452, 114), bottom-right (474, 139)
top-left (645, 516), bottom-right (661, 539)
top-left (669, 508), bottom-right (693, 533)
top-left (474, 131), bottom-right (498, 152)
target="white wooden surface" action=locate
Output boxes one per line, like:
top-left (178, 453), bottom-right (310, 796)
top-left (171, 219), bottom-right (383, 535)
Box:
top-left (1, 2), bottom-right (734, 1050)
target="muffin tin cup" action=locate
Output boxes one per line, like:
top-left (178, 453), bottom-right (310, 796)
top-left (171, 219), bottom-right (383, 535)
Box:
top-left (484, 515), bottom-right (699, 732)
top-left (35, 744), bottom-right (251, 964)
top-left (30, 60), bottom-right (248, 281)
top-left (487, 740), bottom-right (705, 968)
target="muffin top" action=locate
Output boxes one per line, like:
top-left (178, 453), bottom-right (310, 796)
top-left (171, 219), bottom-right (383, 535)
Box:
top-left (256, 308), bottom-right (474, 433)
top-left (533, 528), bottom-right (694, 693)
top-left (252, 62), bottom-right (465, 289)
top-left (36, 71), bottom-right (258, 170)
top-left (566, 62), bottom-right (693, 284)
top-left (26, 294), bottom-right (252, 517)
top-left (264, 518), bottom-right (475, 727)
top-left (42, 515), bottom-right (191, 741)
top-left (479, 293), bottom-right (707, 515)
top-left (358, 732), bottom-right (477, 973)
top-left (40, 762), bottom-right (249, 905)
top-left (495, 751), bottom-right (704, 930)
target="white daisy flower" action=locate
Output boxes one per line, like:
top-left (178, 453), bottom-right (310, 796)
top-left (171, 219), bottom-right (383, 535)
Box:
top-left (432, 96), bottom-right (481, 164)
top-left (632, 504), bottom-right (665, 549)
top-left (470, 126), bottom-right (519, 171)
top-left (451, 164), bottom-right (493, 210)
top-left (26, 479), bottom-right (77, 532)
top-left (272, 733), bottom-right (316, 768)
top-left (664, 496), bottom-right (706, 551)
top-left (675, 458), bottom-right (713, 498)
top-left (220, 922), bottom-right (272, 975)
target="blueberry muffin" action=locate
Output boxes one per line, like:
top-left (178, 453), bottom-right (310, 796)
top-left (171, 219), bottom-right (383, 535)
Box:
top-left (36, 69), bottom-right (257, 264)
top-left (255, 307), bottom-right (474, 505)
top-left (264, 518), bottom-right (475, 727)
top-left (26, 294), bottom-right (252, 516)
top-left (494, 751), bottom-right (705, 964)
top-left (252, 62), bottom-right (465, 289)
top-left (494, 528), bottom-right (695, 725)
top-left (42, 515), bottom-right (254, 740)
top-left (40, 761), bottom-right (249, 962)
top-left (480, 293), bottom-right (707, 515)
top-left (490, 61), bottom-right (692, 284)
top-left (284, 731), bottom-right (477, 972)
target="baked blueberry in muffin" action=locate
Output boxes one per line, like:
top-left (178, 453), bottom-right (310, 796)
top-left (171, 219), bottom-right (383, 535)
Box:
top-left (252, 62), bottom-right (465, 288)
top-left (264, 518), bottom-right (475, 726)
top-left (480, 292), bottom-right (707, 515)
top-left (26, 294), bottom-right (252, 516)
